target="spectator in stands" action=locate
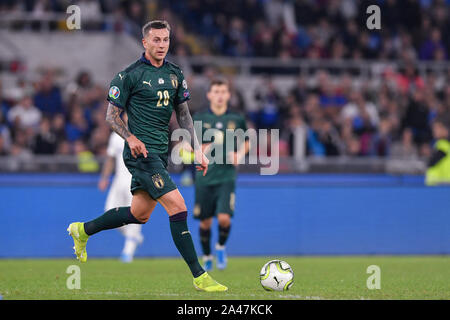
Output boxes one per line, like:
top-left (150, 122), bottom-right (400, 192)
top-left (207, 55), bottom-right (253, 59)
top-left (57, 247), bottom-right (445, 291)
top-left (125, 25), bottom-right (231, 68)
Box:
top-left (34, 71), bottom-right (64, 115)
top-left (0, 135), bottom-right (7, 156)
top-left (280, 105), bottom-right (306, 158)
top-left (225, 76), bottom-right (246, 113)
top-left (120, 0), bottom-right (147, 39)
top-left (32, 116), bottom-right (57, 154)
top-left (346, 135), bottom-right (363, 157)
top-left (390, 128), bottom-right (419, 159)
top-left (7, 94), bottom-right (42, 130)
top-left (56, 140), bottom-right (71, 155)
top-left (306, 118), bottom-right (326, 157)
top-left (253, 77), bottom-right (282, 129)
top-left (9, 130), bottom-right (33, 160)
top-left (289, 76), bottom-right (307, 105)
top-left (4, 77), bottom-right (31, 105)
top-left (370, 117), bottom-right (393, 157)
top-left (252, 25), bottom-right (278, 57)
top-left (341, 91), bottom-right (379, 132)
top-left (65, 71), bottom-right (104, 130)
top-left (65, 106), bottom-right (89, 142)
top-left (65, 71), bottom-right (98, 107)
top-left (315, 71), bottom-right (347, 123)
top-left (395, 64), bottom-right (425, 95)
top-left (0, 108), bottom-right (11, 154)
top-left (425, 116), bottom-right (450, 185)
top-left (88, 103), bottom-right (110, 155)
top-left (51, 113), bottom-right (67, 143)
top-left (89, 125), bottom-right (109, 156)
top-left (401, 89), bottom-right (433, 152)
top-left (419, 28), bottom-right (448, 60)
top-left (74, 139), bottom-right (99, 172)
top-left (316, 119), bottom-right (343, 156)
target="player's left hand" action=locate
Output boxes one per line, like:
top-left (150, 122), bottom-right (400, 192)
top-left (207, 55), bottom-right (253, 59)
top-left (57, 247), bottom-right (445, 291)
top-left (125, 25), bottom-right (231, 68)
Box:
top-left (195, 151), bottom-right (209, 176)
top-left (98, 178), bottom-right (109, 191)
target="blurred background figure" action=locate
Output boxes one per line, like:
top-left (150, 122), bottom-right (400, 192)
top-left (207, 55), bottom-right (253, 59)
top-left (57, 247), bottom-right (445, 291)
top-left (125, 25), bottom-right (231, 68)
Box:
top-left (426, 117), bottom-right (450, 186)
top-left (97, 115), bottom-right (144, 263)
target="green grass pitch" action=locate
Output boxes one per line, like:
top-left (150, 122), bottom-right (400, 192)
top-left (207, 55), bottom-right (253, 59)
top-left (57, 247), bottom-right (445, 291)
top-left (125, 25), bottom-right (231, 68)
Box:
top-left (0, 256), bottom-right (448, 300)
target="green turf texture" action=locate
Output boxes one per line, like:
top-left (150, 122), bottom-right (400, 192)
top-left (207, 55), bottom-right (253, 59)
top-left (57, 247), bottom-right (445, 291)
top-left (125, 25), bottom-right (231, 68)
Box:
top-left (0, 256), bottom-right (448, 299)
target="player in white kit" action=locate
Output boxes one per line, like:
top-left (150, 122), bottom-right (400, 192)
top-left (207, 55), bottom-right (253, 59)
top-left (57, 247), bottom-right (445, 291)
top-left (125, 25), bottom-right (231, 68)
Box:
top-left (98, 129), bottom-right (144, 263)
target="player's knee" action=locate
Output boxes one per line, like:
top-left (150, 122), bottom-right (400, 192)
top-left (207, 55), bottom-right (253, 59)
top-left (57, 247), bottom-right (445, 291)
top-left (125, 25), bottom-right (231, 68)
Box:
top-left (138, 213), bottom-right (150, 224)
top-left (172, 202), bottom-right (187, 215)
top-left (200, 218), bottom-right (213, 230)
top-left (131, 209), bottom-right (151, 224)
top-left (218, 214), bottom-right (231, 227)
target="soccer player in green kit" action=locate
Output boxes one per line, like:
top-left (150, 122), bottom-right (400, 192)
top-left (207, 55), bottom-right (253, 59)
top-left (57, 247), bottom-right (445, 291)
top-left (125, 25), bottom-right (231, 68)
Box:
top-left (67, 20), bottom-right (227, 292)
top-left (192, 78), bottom-right (250, 271)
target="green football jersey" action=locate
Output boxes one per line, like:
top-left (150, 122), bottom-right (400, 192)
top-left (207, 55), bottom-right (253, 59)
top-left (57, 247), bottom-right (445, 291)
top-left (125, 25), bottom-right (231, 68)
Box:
top-left (193, 109), bottom-right (248, 185)
top-left (107, 53), bottom-right (190, 154)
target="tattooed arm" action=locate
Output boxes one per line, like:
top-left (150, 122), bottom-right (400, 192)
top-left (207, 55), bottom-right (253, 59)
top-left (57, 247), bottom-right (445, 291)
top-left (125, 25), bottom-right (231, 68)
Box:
top-left (174, 101), bottom-right (209, 175)
top-left (105, 103), bottom-right (130, 140)
top-left (174, 101), bottom-right (201, 150)
top-left (105, 103), bottom-right (147, 158)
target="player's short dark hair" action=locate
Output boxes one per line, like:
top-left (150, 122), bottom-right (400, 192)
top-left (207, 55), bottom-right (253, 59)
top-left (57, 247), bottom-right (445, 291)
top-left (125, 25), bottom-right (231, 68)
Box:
top-left (142, 20), bottom-right (171, 38)
top-left (208, 77), bottom-right (229, 91)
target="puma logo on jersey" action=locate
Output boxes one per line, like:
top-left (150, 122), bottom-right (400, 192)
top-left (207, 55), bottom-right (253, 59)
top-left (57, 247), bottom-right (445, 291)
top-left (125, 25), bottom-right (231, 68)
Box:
top-left (118, 73), bottom-right (123, 80)
top-left (143, 80), bottom-right (152, 87)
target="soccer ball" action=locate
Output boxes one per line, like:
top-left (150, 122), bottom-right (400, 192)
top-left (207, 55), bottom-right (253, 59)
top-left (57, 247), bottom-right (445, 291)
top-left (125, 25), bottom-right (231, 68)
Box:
top-left (260, 260), bottom-right (294, 291)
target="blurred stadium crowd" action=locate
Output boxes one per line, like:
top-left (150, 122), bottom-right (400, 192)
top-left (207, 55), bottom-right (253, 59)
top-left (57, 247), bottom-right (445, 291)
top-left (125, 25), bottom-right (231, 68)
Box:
top-left (1, 0), bottom-right (450, 162)
top-left (2, 0), bottom-right (450, 60)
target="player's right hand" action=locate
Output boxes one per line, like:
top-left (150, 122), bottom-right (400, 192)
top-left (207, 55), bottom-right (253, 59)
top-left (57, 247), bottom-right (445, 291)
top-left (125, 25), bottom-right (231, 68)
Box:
top-left (126, 135), bottom-right (148, 158)
top-left (194, 150), bottom-right (209, 176)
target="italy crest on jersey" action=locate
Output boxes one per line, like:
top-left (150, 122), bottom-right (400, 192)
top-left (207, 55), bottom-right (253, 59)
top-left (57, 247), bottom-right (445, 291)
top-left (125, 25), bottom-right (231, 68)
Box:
top-left (109, 86), bottom-right (120, 99)
top-left (170, 74), bottom-right (178, 88)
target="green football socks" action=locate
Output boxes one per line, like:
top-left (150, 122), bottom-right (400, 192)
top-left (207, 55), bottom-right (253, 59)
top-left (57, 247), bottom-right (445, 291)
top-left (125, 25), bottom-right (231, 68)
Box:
top-left (83, 206), bottom-right (142, 236)
top-left (218, 224), bottom-right (231, 246)
top-left (169, 211), bottom-right (205, 278)
top-left (199, 227), bottom-right (212, 256)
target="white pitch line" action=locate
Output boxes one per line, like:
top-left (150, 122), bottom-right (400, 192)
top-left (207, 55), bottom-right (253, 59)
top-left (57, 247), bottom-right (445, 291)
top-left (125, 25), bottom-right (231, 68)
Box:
top-left (81, 291), bottom-right (323, 299)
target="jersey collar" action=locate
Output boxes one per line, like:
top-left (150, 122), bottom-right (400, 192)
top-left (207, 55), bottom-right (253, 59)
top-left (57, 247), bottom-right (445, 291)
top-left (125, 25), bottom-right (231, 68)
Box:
top-left (140, 52), bottom-right (166, 68)
top-left (209, 107), bottom-right (229, 116)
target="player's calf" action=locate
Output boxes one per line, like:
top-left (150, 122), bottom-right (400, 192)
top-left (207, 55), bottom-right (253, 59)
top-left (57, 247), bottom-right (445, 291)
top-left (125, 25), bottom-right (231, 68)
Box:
top-left (83, 207), bottom-right (142, 236)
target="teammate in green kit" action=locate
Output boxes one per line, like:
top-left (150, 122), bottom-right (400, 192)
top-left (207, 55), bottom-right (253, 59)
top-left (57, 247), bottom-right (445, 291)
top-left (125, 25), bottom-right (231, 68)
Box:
top-left (67, 20), bottom-right (227, 292)
top-left (192, 78), bottom-right (250, 271)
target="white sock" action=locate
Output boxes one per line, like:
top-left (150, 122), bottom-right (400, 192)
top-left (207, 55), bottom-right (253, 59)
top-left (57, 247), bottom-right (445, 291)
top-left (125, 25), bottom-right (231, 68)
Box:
top-left (203, 254), bottom-right (213, 262)
top-left (122, 237), bottom-right (138, 256)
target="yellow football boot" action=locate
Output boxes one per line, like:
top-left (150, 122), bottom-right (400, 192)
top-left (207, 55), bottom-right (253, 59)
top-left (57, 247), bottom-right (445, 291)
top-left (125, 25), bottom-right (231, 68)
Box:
top-left (193, 272), bottom-right (228, 292)
top-left (67, 222), bottom-right (89, 263)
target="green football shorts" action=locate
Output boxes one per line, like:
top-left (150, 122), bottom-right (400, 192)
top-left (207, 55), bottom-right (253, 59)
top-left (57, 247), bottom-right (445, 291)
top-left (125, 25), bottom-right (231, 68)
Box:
top-left (193, 180), bottom-right (236, 220)
top-left (124, 153), bottom-right (177, 200)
